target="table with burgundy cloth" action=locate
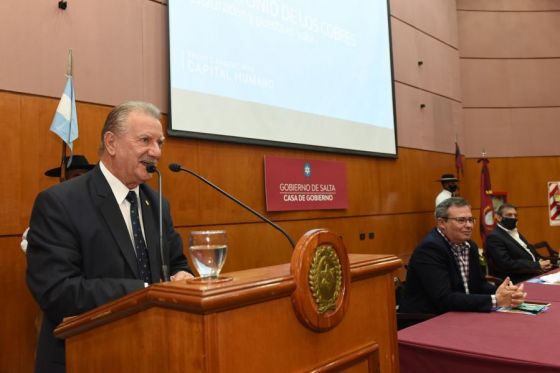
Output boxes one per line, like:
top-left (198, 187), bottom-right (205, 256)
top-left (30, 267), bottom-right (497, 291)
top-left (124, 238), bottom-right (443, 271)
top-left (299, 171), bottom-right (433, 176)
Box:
top-left (522, 268), bottom-right (560, 302)
top-left (398, 298), bottom-right (560, 372)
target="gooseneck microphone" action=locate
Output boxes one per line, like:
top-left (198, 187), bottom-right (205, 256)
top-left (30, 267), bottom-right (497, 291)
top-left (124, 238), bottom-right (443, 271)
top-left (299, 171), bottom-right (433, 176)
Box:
top-left (146, 163), bottom-right (170, 281)
top-left (168, 163), bottom-right (296, 248)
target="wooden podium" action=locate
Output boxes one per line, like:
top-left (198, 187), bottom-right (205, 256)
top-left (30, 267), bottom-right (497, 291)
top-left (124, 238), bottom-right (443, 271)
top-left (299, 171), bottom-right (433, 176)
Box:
top-left (55, 230), bottom-right (401, 373)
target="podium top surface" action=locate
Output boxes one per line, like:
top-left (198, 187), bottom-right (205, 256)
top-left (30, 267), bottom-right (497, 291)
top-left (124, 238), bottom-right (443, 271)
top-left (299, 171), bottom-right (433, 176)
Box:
top-left (55, 253), bottom-right (401, 338)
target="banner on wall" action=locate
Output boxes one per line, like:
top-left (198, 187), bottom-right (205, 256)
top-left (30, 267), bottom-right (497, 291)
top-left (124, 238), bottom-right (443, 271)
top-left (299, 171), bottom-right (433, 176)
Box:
top-left (548, 182), bottom-right (560, 226)
top-left (264, 156), bottom-right (348, 212)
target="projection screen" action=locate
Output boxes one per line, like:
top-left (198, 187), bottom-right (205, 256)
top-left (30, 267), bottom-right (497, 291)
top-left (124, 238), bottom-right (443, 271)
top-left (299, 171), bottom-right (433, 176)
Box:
top-left (168, 0), bottom-right (397, 157)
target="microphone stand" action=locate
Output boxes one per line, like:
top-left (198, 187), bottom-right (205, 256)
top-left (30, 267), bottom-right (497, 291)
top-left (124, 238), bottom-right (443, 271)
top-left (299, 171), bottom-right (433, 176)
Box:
top-left (146, 165), bottom-right (170, 281)
top-left (169, 163), bottom-right (296, 249)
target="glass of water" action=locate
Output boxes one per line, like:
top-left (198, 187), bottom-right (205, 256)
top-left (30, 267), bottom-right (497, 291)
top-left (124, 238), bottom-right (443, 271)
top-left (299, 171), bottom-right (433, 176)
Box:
top-left (189, 230), bottom-right (228, 279)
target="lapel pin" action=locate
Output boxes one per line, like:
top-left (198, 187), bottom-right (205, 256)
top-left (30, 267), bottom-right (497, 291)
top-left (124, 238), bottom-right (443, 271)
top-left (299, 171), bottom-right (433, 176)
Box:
top-left (145, 200), bottom-right (150, 206)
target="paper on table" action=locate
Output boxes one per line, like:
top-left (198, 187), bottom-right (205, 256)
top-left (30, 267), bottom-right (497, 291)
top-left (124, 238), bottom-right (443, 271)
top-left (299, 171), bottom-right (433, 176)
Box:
top-left (539, 272), bottom-right (560, 284)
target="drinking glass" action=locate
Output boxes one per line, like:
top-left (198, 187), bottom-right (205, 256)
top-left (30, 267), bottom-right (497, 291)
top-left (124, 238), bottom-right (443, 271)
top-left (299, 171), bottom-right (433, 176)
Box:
top-left (188, 230), bottom-right (228, 279)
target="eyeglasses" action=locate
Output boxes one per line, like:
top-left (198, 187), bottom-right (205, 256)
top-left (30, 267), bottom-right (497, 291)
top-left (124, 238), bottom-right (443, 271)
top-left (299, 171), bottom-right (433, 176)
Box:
top-left (445, 217), bottom-right (476, 225)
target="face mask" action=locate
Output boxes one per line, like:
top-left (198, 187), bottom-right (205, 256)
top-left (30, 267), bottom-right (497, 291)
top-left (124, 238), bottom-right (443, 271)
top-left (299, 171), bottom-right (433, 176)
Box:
top-left (500, 217), bottom-right (517, 230)
top-left (447, 185), bottom-right (458, 193)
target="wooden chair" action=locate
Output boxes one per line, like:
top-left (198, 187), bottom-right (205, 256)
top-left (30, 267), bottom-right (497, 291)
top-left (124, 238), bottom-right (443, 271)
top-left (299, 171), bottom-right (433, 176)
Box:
top-left (533, 241), bottom-right (559, 265)
top-left (485, 274), bottom-right (504, 287)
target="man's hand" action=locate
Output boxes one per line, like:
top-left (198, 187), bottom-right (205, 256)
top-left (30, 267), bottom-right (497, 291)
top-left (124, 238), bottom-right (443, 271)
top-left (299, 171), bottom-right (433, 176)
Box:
top-left (495, 277), bottom-right (526, 308)
top-left (170, 270), bottom-right (194, 281)
top-left (539, 259), bottom-right (552, 271)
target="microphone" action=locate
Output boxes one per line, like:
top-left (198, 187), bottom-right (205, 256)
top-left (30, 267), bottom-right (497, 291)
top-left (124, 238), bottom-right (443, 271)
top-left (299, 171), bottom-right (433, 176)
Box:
top-left (146, 163), bottom-right (170, 281)
top-left (168, 163), bottom-right (295, 248)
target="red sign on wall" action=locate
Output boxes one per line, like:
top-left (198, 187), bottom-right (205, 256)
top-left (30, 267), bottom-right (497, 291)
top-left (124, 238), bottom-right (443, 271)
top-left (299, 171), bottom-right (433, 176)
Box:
top-left (264, 156), bottom-right (348, 211)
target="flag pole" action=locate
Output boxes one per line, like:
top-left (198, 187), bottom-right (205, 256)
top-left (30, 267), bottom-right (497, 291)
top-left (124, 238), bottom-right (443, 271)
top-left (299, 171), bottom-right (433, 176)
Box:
top-left (455, 134), bottom-right (458, 177)
top-left (50, 49), bottom-right (78, 181)
top-left (454, 134), bottom-right (464, 179)
top-left (58, 49), bottom-right (73, 181)
top-left (59, 139), bottom-right (67, 183)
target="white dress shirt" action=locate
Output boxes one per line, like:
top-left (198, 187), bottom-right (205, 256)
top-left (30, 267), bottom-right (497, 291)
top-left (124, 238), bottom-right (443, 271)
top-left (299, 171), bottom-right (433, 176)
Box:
top-left (99, 161), bottom-right (146, 254)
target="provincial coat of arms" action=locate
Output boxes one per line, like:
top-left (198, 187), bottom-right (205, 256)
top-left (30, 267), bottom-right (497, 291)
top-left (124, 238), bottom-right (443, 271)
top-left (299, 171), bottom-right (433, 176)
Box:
top-left (308, 245), bottom-right (342, 313)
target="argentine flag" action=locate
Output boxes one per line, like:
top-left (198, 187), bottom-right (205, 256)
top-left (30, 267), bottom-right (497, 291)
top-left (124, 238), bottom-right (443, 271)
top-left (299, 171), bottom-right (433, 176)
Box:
top-left (50, 76), bottom-right (78, 149)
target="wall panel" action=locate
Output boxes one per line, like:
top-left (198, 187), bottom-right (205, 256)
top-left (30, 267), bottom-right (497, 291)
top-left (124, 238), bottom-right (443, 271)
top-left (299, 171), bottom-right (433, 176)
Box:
top-left (458, 11), bottom-right (560, 58)
top-left (395, 83), bottom-right (463, 152)
top-left (390, 10), bottom-right (463, 154)
top-left (457, 0), bottom-right (560, 12)
top-left (161, 140), bottom-right (458, 228)
top-left (391, 19), bottom-right (461, 100)
top-left (0, 0), bottom-right (167, 109)
top-left (176, 212), bottom-right (436, 274)
top-left (457, 3), bottom-right (560, 159)
top-left (391, 0), bottom-right (459, 47)
top-left (463, 107), bottom-right (560, 157)
top-left (0, 92), bottom-right (108, 235)
top-left (461, 59), bottom-right (560, 108)
top-left (0, 236), bottom-right (41, 373)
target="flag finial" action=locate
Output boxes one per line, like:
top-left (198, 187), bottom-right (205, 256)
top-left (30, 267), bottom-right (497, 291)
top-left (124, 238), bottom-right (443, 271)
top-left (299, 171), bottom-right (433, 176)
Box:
top-left (66, 49), bottom-right (73, 77)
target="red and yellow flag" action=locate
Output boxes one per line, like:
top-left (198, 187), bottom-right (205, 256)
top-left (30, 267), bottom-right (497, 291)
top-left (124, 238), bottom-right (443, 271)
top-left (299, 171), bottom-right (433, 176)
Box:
top-left (478, 158), bottom-right (494, 241)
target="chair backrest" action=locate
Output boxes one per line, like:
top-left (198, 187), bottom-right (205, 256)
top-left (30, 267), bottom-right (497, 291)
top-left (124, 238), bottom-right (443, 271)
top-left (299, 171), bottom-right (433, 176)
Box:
top-left (481, 246), bottom-right (499, 278)
top-left (533, 241), bottom-right (559, 265)
top-left (485, 275), bottom-right (503, 287)
top-left (394, 276), bottom-right (436, 330)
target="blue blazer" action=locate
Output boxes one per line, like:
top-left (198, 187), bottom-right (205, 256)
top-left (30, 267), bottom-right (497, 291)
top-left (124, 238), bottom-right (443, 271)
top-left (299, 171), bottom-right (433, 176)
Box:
top-left (26, 165), bottom-right (190, 373)
top-left (401, 228), bottom-right (496, 315)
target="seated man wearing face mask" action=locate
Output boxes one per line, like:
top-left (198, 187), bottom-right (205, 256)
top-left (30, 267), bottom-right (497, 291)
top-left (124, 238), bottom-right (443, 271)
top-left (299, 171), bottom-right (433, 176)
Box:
top-left (485, 203), bottom-right (552, 283)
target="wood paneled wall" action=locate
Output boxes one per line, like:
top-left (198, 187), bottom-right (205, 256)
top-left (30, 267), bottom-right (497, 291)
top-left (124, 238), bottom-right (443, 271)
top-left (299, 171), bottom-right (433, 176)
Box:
top-left (1, 236), bottom-right (39, 373)
top-left (462, 156), bottom-right (560, 250)
top-left (4, 90), bottom-right (560, 372)
top-left (1, 91), bottom-right (454, 263)
top-left (0, 90), bottom-right (450, 372)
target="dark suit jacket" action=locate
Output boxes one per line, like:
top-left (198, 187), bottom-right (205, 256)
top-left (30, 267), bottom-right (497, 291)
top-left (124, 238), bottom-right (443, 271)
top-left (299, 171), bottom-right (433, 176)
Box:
top-left (26, 165), bottom-right (190, 373)
top-left (400, 228), bottom-right (496, 315)
top-left (485, 226), bottom-right (542, 284)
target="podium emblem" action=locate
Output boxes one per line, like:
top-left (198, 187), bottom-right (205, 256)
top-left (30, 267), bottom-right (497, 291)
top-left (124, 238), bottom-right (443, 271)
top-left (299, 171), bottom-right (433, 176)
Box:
top-left (309, 245), bottom-right (342, 313)
top-left (291, 229), bottom-right (350, 331)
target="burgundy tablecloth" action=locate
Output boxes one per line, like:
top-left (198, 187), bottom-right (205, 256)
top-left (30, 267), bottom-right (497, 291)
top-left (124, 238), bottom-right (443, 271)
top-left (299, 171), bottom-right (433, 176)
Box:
top-left (522, 268), bottom-right (560, 302)
top-left (398, 304), bottom-right (560, 373)
top-left (523, 282), bottom-right (560, 302)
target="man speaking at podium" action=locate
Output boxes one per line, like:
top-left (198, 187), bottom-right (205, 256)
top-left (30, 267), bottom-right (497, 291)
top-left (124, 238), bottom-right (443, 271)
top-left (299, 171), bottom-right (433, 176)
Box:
top-left (26, 101), bottom-right (192, 373)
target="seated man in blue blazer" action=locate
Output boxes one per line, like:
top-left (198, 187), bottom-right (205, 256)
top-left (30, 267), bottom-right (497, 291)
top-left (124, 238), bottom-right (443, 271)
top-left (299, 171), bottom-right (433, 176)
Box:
top-left (485, 203), bottom-right (552, 284)
top-left (400, 197), bottom-right (526, 316)
top-left (26, 101), bottom-right (193, 373)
